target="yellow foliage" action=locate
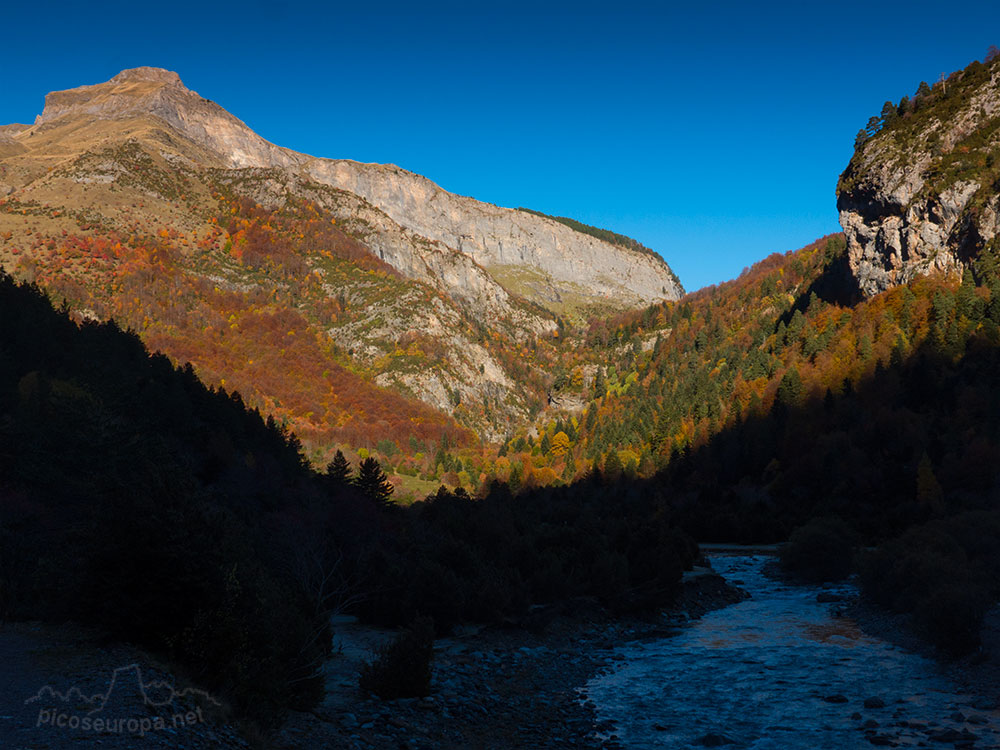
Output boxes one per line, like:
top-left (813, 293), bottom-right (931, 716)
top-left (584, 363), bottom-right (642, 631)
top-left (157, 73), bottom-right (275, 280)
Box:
top-left (550, 431), bottom-right (571, 456)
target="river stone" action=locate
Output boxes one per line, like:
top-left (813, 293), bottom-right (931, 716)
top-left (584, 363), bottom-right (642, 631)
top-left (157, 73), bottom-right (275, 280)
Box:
top-left (928, 727), bottom-right (975, 742)
top-left (696, 733), bottom-right (736, 746)
top-left (866, 735), bottom-right (895, 746)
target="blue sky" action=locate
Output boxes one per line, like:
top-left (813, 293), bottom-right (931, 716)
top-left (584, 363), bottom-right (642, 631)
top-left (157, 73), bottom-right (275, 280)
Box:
top-left (3, 1), bottom-right (998, 291)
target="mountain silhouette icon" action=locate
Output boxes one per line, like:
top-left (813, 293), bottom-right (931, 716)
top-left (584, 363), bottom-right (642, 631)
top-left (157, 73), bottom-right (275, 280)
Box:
top-left (25, 664), bottom-right (220, 715)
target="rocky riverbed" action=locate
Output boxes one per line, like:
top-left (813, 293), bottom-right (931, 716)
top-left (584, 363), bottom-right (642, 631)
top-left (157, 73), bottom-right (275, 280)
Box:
top-left (847, 596), bottom-right (1000, 715)
top-left (0, 622), bottom-right (248, 750)
top-left (273, 567), bottom-right (745, 750)
top-left (584, 554), bottom-right (1000, 750)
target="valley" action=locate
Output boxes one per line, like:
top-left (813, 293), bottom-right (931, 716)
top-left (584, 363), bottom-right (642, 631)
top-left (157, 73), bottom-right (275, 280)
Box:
top-left (3, 30), bottom-right (1000, 750)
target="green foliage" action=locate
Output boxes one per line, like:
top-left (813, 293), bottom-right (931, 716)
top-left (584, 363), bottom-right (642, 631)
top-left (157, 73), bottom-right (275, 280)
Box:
top-left (0, 273), bottom-right (359, 724)
top-left (604, 449), bottom-right (624, 481)
top-left (359, 617), bottom-right (434, 699)
top-left (780, 517), bottom-right (855, 583)
top-left (376, 438), bottom-right (398, 457)
top-left (859, 513), bottom-right (1000, 655)
top-left (514, 207), bottom-right (682, 290)
top-left (356, 481), bottom-right (698, 627)
top-left (917, 582), bottom-right (990, 657)
top-left (775, 366), bottom-right (803, 407)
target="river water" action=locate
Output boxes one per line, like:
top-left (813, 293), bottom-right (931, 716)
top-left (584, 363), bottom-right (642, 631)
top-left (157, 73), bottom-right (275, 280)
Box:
top-left (584, 554), bottom-right (1000, 749)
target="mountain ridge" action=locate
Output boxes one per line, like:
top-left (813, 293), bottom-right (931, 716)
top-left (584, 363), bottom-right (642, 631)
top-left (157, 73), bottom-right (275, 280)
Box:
top-left (0, 66), bottom-right (684, 454)
top-left (17, 67), bottom-right (683, 311)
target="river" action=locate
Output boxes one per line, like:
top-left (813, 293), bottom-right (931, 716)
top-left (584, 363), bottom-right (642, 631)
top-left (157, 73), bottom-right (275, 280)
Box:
top-left (584, 554), bottom-right (1000, 749)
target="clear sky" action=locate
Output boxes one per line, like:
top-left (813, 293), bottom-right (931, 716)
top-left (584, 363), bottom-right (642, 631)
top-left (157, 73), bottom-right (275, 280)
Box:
top-left (3, 1), bottom-right (998, 291)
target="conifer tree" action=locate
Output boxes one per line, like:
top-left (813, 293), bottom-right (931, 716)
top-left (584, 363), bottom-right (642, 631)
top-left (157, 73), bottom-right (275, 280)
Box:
top-left (326, 449), bottom-right (351, 485)
top-left (604, 449), bottom-right (623, 482)
top-left (357, 457), bottom-right (394, 510)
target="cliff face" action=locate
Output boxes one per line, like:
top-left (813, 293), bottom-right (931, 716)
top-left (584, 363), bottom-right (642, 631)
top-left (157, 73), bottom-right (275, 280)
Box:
top-left (305, 159), bottom-right (683, 308)
top-left (28, 67), bottom-right (682, 312)
top-left (837, 56), bottom-right (1000, 296)
top-left (36, 67), bottom-right (301, 170)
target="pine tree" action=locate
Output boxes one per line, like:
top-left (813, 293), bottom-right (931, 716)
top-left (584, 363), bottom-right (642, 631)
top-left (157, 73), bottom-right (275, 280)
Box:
top-left (776, 366), bottom-right (803, 407)
top-left (562, 455), bottom-right (576, 483)
top-left (508, 461), bottom-right (523, 492)
top-left (604, 450), bottom-right (623, 482)
top-left (987, 281), bottom-right (1000, 324)
top-left (880, 100), bottom-right (898, 126)
top-left (593, 368), bottom-right (605, 398)
top-left (325, 449), bottom-right (351, 485)
top-left (916, 452), bottom-right (944, 513)
top-left (357, 457), bottom-right (394, 510)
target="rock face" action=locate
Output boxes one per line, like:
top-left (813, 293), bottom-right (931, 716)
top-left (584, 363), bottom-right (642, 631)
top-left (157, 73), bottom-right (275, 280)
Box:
top-left (837, 56), bottom-right (1000, 296)
top-left (305, 160), bottom-right (682, 307)
top-left (35, 67), bottom-right (300, 170)
top-left (29, 67), bottom-right (683, 310)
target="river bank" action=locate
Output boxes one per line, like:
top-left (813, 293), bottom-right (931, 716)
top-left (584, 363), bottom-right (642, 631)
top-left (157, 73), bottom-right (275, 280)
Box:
top-left (845, 596), bottom-right (1000, 714)
top-left (0, 621), bottom-right (249, 750)
top-left (584, 554), bottom-right (1000, 749)
top-left (273, 566), bottom-right (746, 750)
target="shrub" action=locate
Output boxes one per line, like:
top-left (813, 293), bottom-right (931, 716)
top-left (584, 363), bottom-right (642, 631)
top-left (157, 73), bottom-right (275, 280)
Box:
top-left (359, 617), bottom-right (434, 699)
top-left (780, 516), bottom-right (855, 582)
top-left (859, 513), bottom-right (1000, 656)
top-left (915, 581), bottom-right (990, 655)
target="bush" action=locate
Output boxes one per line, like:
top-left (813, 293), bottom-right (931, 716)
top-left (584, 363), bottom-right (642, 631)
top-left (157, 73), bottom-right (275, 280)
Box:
top-left (780, 516), bottom-right (855, 582)
top-left (915, 581), bottom-right (990, 655)
top-left (359, 617), bottom-right (434, 699)
top-left (859, 513), bottom-right (1000, 656)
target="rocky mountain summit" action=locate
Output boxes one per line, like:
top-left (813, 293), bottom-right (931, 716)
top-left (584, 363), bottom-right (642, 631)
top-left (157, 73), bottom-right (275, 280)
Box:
top-left (25, 67), bottom-right (682, 312)
top-left (0, 67), bottom-right (682, 444)
top-left (837, 54), bottom-right (1000, 296)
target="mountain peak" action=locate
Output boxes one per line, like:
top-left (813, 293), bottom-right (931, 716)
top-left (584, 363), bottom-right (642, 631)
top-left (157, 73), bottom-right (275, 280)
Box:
top-left (108, 66), bottom-right (184, 87)
top-left (31, 67), bottom-right (298, 170)
top-left (35, 67), bottom-right (196, 128)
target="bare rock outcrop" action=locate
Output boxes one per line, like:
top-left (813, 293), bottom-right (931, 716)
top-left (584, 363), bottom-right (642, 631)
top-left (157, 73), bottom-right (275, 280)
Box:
top-left (305, 159), bottom-right (684, 308)
top-left (837, 57), bottom-right (1000, 296)
top-left (35, 67), bottom-right (301, 170)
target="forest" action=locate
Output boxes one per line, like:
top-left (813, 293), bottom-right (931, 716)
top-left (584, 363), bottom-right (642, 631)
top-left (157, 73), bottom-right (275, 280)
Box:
top-left (0, 271), bottom-right (698, 728)
top-left (3, 48), bottom-right (1000, 734)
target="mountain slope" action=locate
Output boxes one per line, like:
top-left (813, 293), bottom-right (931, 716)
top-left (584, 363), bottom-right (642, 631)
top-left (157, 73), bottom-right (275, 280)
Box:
top-left (23, 66), bottom-right (683, 312)
top-left (0, 67), bottom-right (682, 450)
top-left (838, 53), bottom-right (1000, 296)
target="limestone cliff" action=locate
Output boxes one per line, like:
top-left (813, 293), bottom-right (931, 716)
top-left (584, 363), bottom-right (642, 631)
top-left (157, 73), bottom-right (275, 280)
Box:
top-left (305, 159), bottom-right (683, 309)
top-left (26, 67), bottom-right (683, 312)
top-left (35, 67), bottom-right (300, 170)
top-left (837, 55), bottom-right (1000, 296)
